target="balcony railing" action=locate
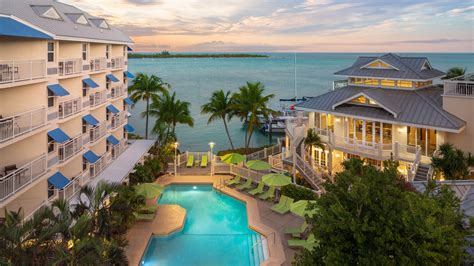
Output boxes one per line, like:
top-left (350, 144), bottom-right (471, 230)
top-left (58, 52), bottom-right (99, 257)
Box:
top-left (0, 154), bottom-right (47, 201)
top-left (111, 139), bottom-right (127, 159)
top-left (58, 58), bottom-right (82, 76)
top-left (0, 59), bottom-right (46, 84)
top-left (58, 134), bottom-right (84, 163)
top-left (0, 107), bottom-right (46, 143)
top-left (58, 97), bottom-right (82, 119)
top-left (110, 57), bottom-right (124, 69)
top-left (90, 57), bottom-right (106, 72)
top-left (89, 152), bottom-right (111, 178)
top-left (90, 121), bottom-right (107, 143)
top-left (58, 171), bottom-right (87, 201)
top-left (111, 85), bottom-right (126, 99)
top-left (444, 80), bottom-right (474, 97)
top-left (89, 90), bottom-right (108, 107)
top-left (110, 112), bottom-right (127, 129)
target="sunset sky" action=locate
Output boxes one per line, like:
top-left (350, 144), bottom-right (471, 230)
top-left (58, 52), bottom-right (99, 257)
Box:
top-left (64, 0), bottom-right (474, 52)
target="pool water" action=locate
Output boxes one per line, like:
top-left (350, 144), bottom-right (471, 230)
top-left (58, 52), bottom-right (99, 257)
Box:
top-left (141, 184), bottom-right (268, 266)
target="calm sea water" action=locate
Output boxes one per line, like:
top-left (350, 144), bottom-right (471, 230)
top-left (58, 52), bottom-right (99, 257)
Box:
top-left (128, 53), bottom-right (474, 152)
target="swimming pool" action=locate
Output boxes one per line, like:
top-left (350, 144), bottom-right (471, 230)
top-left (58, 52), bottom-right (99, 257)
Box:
top-left (141, 184), bottom-right (268, 266)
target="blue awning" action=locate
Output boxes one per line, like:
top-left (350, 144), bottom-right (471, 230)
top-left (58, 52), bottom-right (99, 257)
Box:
top-left (106, 104), bottom-right (120, 114)
top-left (83, 114), bottom-right (99, 126)
top-left (123, 71), bottom-right (135, 79)
top-left (0, 17), bottom-right (52, 39)
top-left (127, 46), bottom-right (133, 51)
top-left (48, 172), bottom-right (70, 189)
top-left (83, 150), bottom-right (100, 163)
top-left (47, 128), bottom-right (70, 143)
top-left (47, 84), bottom-right (69, 96)
top-left (82, 78), bottom-right (99, 88)
top-left (124, 97), bottom-right (134, 105)
top-left (107, 135), bottom-right (120, 145)
top-left (123, 124), bottom-right (135, 132)
top-left (106, 74), bottom-right (120, 82)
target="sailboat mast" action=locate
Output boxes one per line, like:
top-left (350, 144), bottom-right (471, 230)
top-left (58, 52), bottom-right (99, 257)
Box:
top-left (294, 52), bottom-right (297, 99)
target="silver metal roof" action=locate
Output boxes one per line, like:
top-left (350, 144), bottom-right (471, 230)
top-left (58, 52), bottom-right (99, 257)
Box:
top-left (335, 53), bottom-right (445, 80)
top-left (1, 0), bottom-right (133, 44)
top-left (296, 85), bottom-right (466, 132)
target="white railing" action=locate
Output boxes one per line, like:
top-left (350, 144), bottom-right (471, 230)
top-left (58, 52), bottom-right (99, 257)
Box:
top-left (407, 146), bottom-right (422, 181)
top-left (268, 154), bottom-right (284, 171)
top-left (58, 58), bottom-right (82, 76)
top-left (111, 139), bottom-right (127, 159)
top-left (285, 116), bottom-right (307, 140)
top-left (294, 152), bottom-right (324, 191)
top-left (228, 164), bottom-right (266, 182)
top-left (329, 133), bottom-right (393, 159)
top-left (89, 90), bottom-right (108, 107)
top-left (110, 111), bottom-right (127, 129)
top-left (89, 121), bottom-right (107, 143)
top-left (58, 172), bottom-right (84, 201)
top-left (0, 107), bottom-right (46, 143)
top-left (90, 57), bottom-right (106, 72)
top-left (58, 97), bottom-right (82, 119)
top-left (245, 142), bottom-right (282, 161)
top-left (111, 56), bottom-right (124, 69)
top-left (0, 59), bottom-right (46, 84)
top-left (0, 154), bottom-right (47, 201)
top-left (111, 85), bottom-right (126, 99)
top-left (444, 80), bottom-right (474, 97)
top-left (58, 134), bottom-right (84, 163)
top-left (89, 152), bottom-right (112, 178)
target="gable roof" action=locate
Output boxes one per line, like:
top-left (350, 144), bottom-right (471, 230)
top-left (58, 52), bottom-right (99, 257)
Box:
top-left (331, 91), bottom-right (401, 118)
top-left (335, 53), bottom-right (445, 80)
top-left (1, 0), bottom-right (132, 44)
top-left (296, 85), bottom-right (465, 132)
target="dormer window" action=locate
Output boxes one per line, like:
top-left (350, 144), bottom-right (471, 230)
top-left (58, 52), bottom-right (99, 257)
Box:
top-left (421, 60), bottom-right (432, 70)
top-left (76, 15), bottom-right (88, 25)
top-left (90, 18), bottom-right (109, 29)
top-left (43, 7), bottom-right (61, 20)
top-left (31, 5), bottom-right (62, 21)
top-left (65, 13), bottom-right (90, 26)
top-left (362, 59), bottom-right (397, 70)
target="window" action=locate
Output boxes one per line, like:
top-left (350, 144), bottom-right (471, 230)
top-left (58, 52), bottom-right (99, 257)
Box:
top-left (350, 96), bottom-right (367, 104)
top-left (82, 86), bottom-right (87, 97)
top-left (106, 81), bottom-right (110, 90)
top-left (76, 15), bottom-right (88, 25)
top-left (380, 79), bottom-right (395, 87)
top-left (106, 45), bottom-right (110, 59)
top-left (364, 79), bottom-right (379, 86)
top-left (47, 136), bottom-right (55, 153)
top-left (42, 7), bottom-right (61, 20)
top-left (364, 60), bottom-right (395, 69)
top-left (123, 46), bottom-right (127, 57)
top-left (47, 42), bottom-right (55, 62)
top-left (82, 121), bottom-right (87, 134)
top-left (48, 90), bottom-right (55, 107)
top-left (398, 80), bottom-right (413, 88)
top-left (82, 44), bottom-right (88, 61)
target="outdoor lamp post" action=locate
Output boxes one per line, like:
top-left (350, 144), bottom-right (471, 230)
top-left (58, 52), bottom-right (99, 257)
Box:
top-left (209, 142), bottom-right (215, 176)
top-left (174, 142), bottom-right (179, 176)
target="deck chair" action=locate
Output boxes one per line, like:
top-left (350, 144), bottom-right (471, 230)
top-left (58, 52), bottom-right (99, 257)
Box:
top-left (236, 177), bottom-right (253, 190)
top-left (259, 186), bottom-right (276, 200)
top-left (186, 155), bottom-right (194, 168)
top-left (226, 175), bottom-right (241, 186)
top-left (248, 182), bottom-right (265, 195)
top-left (201, 155), bottom-right (208, 167)
top-left (288, 234), bottom-right (317, 251)
top-left (284, 221), bottom-right (308, 237)
top-left (271, 195), bottom-right (294, 214)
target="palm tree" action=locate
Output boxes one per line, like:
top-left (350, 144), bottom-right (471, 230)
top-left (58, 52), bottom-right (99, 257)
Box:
top-left (201, 89), bottom-right (235, 149)
top-left (230, 82), bottom-right (275, 150)
top-left (148, 91), bottom-right (194, 141)
top-left (304, 128), bottom-right (325, 154)
top-left (128, 73), bottom-right (170, 139)
top-left (431, 143), bottom-right (474, 180)
top-left (443, 67), bottom-right (466, 79)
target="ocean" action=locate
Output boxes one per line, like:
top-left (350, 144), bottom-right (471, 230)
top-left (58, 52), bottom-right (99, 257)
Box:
top-left (127, 53), bottom-right (474, 152)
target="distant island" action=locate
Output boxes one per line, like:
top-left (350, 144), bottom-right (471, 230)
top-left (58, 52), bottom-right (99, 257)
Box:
top-left (128, 51), bottom-right (268, 59)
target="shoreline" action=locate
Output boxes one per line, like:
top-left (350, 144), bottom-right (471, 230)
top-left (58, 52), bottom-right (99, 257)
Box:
top-left (128, 53), bottom-right (269, 59)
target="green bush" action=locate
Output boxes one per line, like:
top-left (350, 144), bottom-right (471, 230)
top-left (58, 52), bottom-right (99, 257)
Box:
top-left (281, 184), bottom-right (318, 201)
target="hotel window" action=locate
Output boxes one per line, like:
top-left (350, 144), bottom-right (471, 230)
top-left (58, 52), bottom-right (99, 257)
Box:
top-left (398, 80), bottom-right (412, 88)
top-left (47, 42), bottom-right (55, 62)
top-left (123, 46), bottom-right (127, 57)
top-left (364, 79), bottom-right (379, 86)
top-left (82, 86), bottom-right (87, 97)
top-left (82, 121), bottom-right (87, 134)
top-left (47, 90), bottom-right (55, 107)
top-left (351, 96), bottom-right (367, 104)
top-left (47, 136), bottom-right (55, 153)
top-left (382, 123), bottom-right (392, 144)
top-left (82, 44), bottom-right (88, 61)
top-left (314, 112), bottom-right (321, 129)
top-left (381, 79), bottom-right (395, 87)
top-left (106, 45), bottom-right (110, 59)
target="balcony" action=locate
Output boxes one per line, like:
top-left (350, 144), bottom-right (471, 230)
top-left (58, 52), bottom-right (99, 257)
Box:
top-left (110, 57), bottom-right (124, 69)
top-left (110, 112), bottom-right (127, 130)
top-left (58, 97), bottom-right (82, 119)
top-left (90, 57), bottom-right (106, 72)
top-left (0, 154), bottom-right (47, 201)
top-left (111, 139), bottom-right (127, 159)
top-left (89, 152), bottom-right (111, 178)
top-left (0, 107), bottom-right (46, 143)
top-left (58, 171), bottom-right (88, 201)
top-left (58, 58), bottom-right (82, 76)
top-left (90, 121), bottom-right (107, 143)
top-left (0, 59), bottom-right (46, 84)
top-left (444, 80), bottom-right (474, 97)
top-left (111, 85), bottom-right (126, 99)
top-left (58, 134), bottom-right (84, 163)
top-left (89, 91), bottom-right (108, 108)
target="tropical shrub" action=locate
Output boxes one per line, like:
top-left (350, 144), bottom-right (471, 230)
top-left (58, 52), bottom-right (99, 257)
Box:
top-left (217, 145), bottom-right (273, 156)
top-left (431, 143), bottom-right (474, 180)
top-left (281, 184), bottom-right (318, 201)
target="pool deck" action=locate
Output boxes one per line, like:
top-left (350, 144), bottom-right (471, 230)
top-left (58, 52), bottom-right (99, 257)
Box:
top-left (125, 174), bottom-right (305, 266)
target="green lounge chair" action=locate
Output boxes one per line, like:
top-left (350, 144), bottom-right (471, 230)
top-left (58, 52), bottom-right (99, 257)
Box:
top-left (226, 175), bottom-right (241, 186)
top-left (248, 182), bottom-right (265, 195)
top-left (284, 221), bottom-right (308, 237)
top-left (236, 177), bottom-right (253, 190)
top-left (201, 155), bottom-right (208, 167)
top-left (139, 205), bottom-right (158, 214)
top-left (271, 195), bottom-right (294, 214)
top-left (186, 155), bottom-right (194, 168)
top-left (288, 234), bottom-right (316, 251)
top-left (135, 213), bottom-right (155, 221)
top-left (259, 186), bottom-right (276, 200)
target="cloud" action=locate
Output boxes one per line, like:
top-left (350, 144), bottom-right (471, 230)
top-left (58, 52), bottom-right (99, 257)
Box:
top-left (181, 41), bottom-right (301, 52)
top-left (123, 0), bottom-right (161, 5)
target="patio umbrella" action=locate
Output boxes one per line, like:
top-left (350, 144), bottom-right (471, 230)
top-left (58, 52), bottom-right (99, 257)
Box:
top-left (220, 153), bottom-right (245, 164)
top-left (290, 200), bottom-right (318, 217)
top-left (262, 173), bottom-right (291, 187)
top-left (134, 183), bottom-right (165, 199)
top-left (245, 160), bottom-right (271, 171)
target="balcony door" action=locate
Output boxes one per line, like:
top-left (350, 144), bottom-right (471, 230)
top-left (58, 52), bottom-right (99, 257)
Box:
top-left (407, 127), bottom-right (436, 156)
top-left (347, 118), bottom-right (392, 147)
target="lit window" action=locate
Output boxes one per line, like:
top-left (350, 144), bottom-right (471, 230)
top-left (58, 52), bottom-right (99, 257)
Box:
top-left (399, 80), bottom-right (412, 88)
top-left (381, 79), bottom-right (395, 87)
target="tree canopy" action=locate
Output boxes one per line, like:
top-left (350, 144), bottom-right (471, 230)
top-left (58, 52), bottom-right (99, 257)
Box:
top-left (431, 143), bottom-right (474, 180)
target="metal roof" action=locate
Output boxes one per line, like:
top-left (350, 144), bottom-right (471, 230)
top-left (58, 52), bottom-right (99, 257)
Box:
top-left (296, 85), bottom-right (466, 132)
top-left (1, 0), bottom-right (133, 44)
top-left (334, 53), bottom-right (445, 80)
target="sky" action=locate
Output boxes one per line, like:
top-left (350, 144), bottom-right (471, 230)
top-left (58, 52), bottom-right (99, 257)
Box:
top-left (63, 0), bottom-right (474, 52)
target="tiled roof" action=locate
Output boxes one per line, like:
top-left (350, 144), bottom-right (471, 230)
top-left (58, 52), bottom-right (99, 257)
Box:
top-left (296, 85), bottom-right (466, 132)
top-left (1, 0), bottom-right (132, 44)
top-left (334, 53), bottom-right (445, 80)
